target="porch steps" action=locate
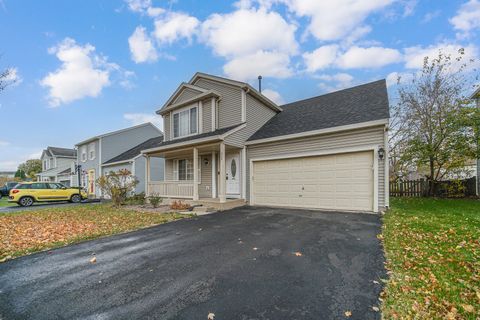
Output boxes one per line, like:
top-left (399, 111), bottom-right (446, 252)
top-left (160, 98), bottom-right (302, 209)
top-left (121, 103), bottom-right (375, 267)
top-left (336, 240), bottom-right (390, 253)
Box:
top-left (164, 198), bottom-right (246, 211)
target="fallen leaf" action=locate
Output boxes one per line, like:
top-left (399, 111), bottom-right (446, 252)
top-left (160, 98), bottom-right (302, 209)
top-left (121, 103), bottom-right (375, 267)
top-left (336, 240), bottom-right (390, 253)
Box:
top-left (373, 280), bottom-right (379, 284)
top-left (207, 312), bottom-right (215, 320)
top-left (90, 257), bottom-right (97, 263)
top-left (344, 311), bottom-right (352, 317)
top-left (293, 252), bottom-right (303, 256)
top-left (253, 247), bottom-right (258, 250)
top-left (462, 304), bottom-right (475, 313)
top-left (372, 306), bottom-right (379, 312)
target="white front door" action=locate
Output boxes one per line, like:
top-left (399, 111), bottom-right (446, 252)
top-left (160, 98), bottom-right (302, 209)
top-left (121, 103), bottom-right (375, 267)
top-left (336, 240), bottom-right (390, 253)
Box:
top-left (226, 153), bottom-right (240, 196)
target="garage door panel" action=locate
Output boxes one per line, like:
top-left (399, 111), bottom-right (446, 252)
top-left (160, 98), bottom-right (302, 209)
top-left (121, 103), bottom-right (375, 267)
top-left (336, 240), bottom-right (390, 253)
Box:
top-left (252, 151), bottom-right (374, 211)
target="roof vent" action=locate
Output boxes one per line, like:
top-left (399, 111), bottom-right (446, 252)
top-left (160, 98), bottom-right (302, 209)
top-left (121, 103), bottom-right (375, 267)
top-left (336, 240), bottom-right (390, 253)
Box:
top-left (258, 75), bottom-right (262, 93)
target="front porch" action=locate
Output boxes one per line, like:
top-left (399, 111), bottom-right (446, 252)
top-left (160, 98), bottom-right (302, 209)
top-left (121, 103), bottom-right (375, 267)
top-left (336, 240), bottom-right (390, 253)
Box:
top-left (144, 141), bottom-right (247, 204)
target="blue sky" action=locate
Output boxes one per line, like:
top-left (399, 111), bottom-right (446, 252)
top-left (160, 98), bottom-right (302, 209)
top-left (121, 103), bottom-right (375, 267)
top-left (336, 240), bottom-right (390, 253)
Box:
top-left (1, 0), bottom-right (479, 170)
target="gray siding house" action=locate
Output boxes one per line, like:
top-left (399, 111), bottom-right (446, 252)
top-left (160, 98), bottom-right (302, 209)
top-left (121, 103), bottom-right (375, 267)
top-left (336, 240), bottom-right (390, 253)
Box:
top-left (37, 147), bottom-right (77, 186)
top-left (142, 73), bottom-right (390, 213)
top-left (75, 123), bottom-right (164, 197)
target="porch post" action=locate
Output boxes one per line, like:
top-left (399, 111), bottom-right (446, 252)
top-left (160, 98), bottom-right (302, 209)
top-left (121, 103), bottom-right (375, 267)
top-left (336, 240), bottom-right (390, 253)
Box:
top-left (145, 155), bottom-right (151, 197)
top-left (193, 147), bottom-right (199, 201)
top-left (211, 151), bottom-right (217, 198)
top-left (219, 142), bottom-right (226, 203)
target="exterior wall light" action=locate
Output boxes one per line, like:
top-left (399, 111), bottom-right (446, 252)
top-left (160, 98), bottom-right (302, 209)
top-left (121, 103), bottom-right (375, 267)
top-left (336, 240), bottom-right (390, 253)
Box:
top-left (378, 147), bottom-right (385, 160)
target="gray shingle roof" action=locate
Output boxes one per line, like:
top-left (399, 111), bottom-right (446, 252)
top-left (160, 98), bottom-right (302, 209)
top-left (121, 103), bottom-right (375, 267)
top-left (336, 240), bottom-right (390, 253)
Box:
top-left (48, 147), bottom-right (77, 157)
top-left (142, 124), bottom-right (243, 151)
top-left (248, 79), bottom-right (390, 141)
top-left (103, 136), bottom-right (164, 165)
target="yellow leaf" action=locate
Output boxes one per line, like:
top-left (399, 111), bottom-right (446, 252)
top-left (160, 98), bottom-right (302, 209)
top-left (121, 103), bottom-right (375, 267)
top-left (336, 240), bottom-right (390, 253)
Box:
top-left (372, 306), bottom-right (379, 312)
top-left (462, 304), bottom-right (475, 313)
top-left (344, 311), bottom-right (352, 317)
top-left (293, 252), bottom-right (303, 256)
top-left (90, 257), bottom-right (97, 263)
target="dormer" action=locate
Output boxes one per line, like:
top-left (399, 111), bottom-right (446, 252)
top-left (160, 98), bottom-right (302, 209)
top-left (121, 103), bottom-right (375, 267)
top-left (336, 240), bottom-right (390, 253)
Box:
top-left (157, 73), bottom-right (280, 142)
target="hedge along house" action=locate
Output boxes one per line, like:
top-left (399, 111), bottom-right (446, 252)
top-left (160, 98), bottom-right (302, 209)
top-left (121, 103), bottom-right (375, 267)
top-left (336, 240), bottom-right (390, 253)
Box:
top-left (142, 73), bottom-right (390, 212)
top-left (75, 123), bottom-right (164, 198)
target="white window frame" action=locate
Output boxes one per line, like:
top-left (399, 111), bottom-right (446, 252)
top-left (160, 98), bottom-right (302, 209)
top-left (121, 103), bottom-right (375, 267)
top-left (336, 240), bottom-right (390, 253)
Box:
top-left (172, 104), bottom-right (198, 139)
top-left (88, 142), bottom-right (96, 160)
top-left (173, 158), bottom-right (201, 183)
top-left (43, 159), bottom-right (48, 171)
top-left (81, 146), bottom-right (87, 162)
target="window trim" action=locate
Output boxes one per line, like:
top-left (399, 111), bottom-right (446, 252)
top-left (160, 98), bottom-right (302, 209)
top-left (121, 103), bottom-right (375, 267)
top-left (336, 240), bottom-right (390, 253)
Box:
top-left (88, 142), bottom-right (96, 160)
top-left (172, 104), bottom-right (199, 140)
top-left (172, 158), bottom-right (201, 184)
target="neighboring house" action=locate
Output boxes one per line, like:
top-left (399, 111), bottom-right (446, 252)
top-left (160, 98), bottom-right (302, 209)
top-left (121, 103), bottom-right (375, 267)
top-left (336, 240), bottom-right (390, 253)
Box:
top-left (471, 86), bottom-right (480, 196)
top-left (75, 123), bottom-right (164, 198)
top-left (36, 147), bottom-right (77, 186)
top-left (0, 171), bottom-right (16, 179)
top-left (102, 136), bottom-right (164, 194)
top-left (142, 73), bottom-right (390, 213)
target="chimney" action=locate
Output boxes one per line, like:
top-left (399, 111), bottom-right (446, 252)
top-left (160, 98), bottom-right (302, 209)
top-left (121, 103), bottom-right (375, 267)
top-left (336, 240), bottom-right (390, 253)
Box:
top-left (258, 75), bottom-right (262, 93)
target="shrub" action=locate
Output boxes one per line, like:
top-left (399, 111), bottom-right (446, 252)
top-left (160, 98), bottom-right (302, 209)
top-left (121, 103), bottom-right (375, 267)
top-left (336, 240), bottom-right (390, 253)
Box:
top-left (97, 169), bottom-right (139, 207)
top-left (125, 192), bottom-right (146, 205)
top-left (148, 193), bottom-right (162, 208)
top-left (170, 200), bottom-right (191, 211)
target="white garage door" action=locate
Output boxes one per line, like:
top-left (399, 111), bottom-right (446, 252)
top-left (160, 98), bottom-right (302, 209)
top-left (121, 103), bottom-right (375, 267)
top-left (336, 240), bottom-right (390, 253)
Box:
top-left (252, 151), bottom-right (374, 211)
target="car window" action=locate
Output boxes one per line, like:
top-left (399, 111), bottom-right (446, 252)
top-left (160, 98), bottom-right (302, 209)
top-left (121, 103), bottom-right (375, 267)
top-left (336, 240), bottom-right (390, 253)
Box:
top-left (49, 183), bottom-right (64, 189)
top-left (31, 183), bottom-right (48, 189)
top-left (15, 184), bottom-right (30, 189)
top-left (7, 182), bottom-right (17, 188)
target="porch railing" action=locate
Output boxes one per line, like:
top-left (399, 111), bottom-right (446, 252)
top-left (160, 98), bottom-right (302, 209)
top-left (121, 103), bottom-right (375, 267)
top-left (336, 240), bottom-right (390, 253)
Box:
top-left (148, 181), bottom-right (194, 199)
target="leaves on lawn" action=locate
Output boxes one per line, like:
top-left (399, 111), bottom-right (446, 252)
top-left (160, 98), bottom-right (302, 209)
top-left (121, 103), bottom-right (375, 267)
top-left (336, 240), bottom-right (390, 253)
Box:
top-left (344, 310), bottom-right (352, 317)
top-left (0, 204), bottom-right (185, 261)
top-left (293, 252), bottom-right (303, 256)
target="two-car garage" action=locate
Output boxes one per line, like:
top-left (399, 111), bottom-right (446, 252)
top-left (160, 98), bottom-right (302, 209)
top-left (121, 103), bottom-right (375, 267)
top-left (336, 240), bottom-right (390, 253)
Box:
top-left (250, 150), bottom-right (375, 212)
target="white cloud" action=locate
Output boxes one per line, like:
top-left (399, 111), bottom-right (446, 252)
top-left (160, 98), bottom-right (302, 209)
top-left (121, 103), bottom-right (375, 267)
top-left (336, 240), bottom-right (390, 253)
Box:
top-left (336, 46), bottom-right (402, 69)
top-left (147, 6), bottom-right (165, 17)
top-left (124, 113), bottom-right (163, 130)
top-left (128, 26), bottom-right (158, 63)
top-left (302, 45), bottom-right (339, 72)
top-left (262, 88), bottom-right (284, 105)
top-left (316, 73), bottom-right (355, 92)
top-left (386, 71), bottom-right (414, 87)
top-left (449, 0), bottom-right (480, 38)
top-left (223, 51), bottom-right (292, 81)
top-left (125, 0), bottom-right (151, 13)
top-left (201, 8), bottom-right (298, 58)
top-left (284, 0), bottom-right (393, 41)
top-left (153, 12), bottom-right (200, 45)
top-left (41, 38), bottom-right (110, 107)
top-left (403, 43), bottom-right (479, 69)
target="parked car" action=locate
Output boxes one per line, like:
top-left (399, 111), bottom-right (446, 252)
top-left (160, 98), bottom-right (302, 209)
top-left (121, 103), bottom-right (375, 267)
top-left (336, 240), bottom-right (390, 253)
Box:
top-left (8, 182), bottom-right (87, 207)
top-left (0, 182), bottom-right (19, 199)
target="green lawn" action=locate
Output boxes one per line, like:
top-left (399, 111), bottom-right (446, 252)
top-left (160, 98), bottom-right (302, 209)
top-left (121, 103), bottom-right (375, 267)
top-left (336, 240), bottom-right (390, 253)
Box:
top-left (0, 197), bottom-right (16, 207)
top-left (382, 198), bottom-right (480, 319)
top-left (0, 204), bottom-right (189, 262)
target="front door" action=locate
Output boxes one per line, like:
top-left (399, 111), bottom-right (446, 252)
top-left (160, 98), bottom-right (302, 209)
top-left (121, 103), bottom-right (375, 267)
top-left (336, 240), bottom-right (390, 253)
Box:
top-left (226, 153), bottom-right (240, 197)
top-left (88, 169), bottom-right (96, 196)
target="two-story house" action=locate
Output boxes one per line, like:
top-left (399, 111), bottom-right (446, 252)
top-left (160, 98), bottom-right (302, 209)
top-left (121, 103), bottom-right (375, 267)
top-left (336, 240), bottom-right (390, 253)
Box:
top-left (37, 147), bottom-right (77, 186)
top-left (142, 73), bottom-right (390, 213)
top-left (75, 123), bottom-right (164, 197)
top-left (471, 86), bottom-right (480, 196)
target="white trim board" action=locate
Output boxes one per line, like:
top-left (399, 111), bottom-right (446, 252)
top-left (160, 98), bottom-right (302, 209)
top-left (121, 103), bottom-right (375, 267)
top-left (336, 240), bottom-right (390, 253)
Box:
top-left (249, 144), bottom-right (380, 213)
top-left (245, 119), bottom-right (389, 146)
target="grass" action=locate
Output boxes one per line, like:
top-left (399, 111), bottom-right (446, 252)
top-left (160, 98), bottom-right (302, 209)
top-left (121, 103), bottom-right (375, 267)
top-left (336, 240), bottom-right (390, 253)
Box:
top-left (382, 198), bottom-right (480, 319)
top-left (0, 204), bottom-right (188, 262)
top-left (0, 197), bottom-right (16, 207)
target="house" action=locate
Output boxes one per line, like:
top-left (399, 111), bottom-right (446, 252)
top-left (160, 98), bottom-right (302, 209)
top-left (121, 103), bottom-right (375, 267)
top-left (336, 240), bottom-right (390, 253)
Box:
top-left (102, 136), bottom-right (164, 194)
top-left (471, 86), bottom-right (480, 196)
top-left (36, 147), bottom-right (77, 186)
top-left (75, 123), bottom-right (164, 197)
top-left (142, 73), bottom-right (389, 213)
top-left (0, 171), bottom-right (16, 179)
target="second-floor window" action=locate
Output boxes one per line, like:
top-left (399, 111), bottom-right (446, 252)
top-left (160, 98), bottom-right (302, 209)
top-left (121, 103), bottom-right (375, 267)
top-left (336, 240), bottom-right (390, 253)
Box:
top-left (81, 146), bottom-right (87, 162)
top-left (43, 159), bottom-right (48, 170)
top-left (173, 106), bottom-right (197, 138)
top-left (88, 143), bottom-right (95, 160)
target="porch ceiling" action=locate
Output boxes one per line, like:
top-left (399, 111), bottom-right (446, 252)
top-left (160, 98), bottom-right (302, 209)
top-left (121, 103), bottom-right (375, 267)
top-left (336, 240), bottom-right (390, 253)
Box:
top-left (147, 142), bottom-right (241, 158)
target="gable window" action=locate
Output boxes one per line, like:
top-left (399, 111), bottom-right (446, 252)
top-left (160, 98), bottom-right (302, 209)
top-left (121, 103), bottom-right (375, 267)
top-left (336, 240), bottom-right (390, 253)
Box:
top-left (88, 143), bottom-right (95, 160)
top-left (173, 106), bottom-right (197, 138)
top-left (81, 146), bottom-right (87, 162)
top-left (43, 159), bottom-right (48, 170)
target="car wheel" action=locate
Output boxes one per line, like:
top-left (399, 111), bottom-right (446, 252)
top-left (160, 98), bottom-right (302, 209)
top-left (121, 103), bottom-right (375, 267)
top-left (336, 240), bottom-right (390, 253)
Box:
top-left (70, 194), bottom-right (81, 203)
top-left (19, 196), bottom-right (34, 207)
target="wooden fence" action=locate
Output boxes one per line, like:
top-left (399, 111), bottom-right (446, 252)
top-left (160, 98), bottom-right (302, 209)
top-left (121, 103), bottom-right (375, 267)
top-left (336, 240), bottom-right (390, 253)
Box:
top-left (390, 177), bottom-right (478, 197)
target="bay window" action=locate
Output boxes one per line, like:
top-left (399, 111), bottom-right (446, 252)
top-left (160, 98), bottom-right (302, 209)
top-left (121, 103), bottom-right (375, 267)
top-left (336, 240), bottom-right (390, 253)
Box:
top-left (173, 106), bottom-right (197, 138)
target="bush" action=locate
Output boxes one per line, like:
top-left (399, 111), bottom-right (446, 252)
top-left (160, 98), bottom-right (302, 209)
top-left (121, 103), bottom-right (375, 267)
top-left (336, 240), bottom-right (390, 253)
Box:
top-left (148, 193), bottom-right (162, 208)
top-left (170, 200), bottom-right (191, 211)
top-left (125, 192), bottom-right (146, 205)
top-left (96, 169), bottom-right (139, 207)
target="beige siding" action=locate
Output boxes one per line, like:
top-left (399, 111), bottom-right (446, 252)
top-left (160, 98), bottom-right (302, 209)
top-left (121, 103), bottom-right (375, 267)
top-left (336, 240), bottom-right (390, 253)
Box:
top-left (199, 154), bottom-right (212, 198)
top-left (173, 87), bottom-right (202, 104)
top-left (164, 114), bottom-right (170, 141)
top-left (165, 158), bottom-right (174, 180)
top-left (246, 126), bottom-right (387, 209)
top-left (202, 98), bottom-right (212, 132)
top-left (225, 94), bottom-right (277, 147)
top-left (193, 78), bottom-right (242, 129)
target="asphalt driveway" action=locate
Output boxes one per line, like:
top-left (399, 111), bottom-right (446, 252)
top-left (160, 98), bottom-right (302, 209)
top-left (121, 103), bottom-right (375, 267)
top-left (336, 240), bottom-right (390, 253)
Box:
top-left (0, 206), bottom-right (385, 319)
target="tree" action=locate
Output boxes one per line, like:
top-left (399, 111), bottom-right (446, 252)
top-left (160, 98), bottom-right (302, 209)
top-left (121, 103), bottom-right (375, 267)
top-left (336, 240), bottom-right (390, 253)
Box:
top-left (0, 58), bottom-right (16, 92)
top-left (391, 49), bottom-right (480, 195)
top-left (14, 169), bottom-right (26, 180)
top-left (18, 159), bottom-right (42, 179)
top-left (96, 169), bottom-right (139, 207)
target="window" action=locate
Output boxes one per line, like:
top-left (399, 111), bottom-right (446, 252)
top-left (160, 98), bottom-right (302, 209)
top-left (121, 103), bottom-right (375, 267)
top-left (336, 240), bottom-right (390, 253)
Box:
top-left (43, 159), bottom-right (48, 170)
top-left (48, 183), bottom-right (65, 189)
top-left (31, 183), bottom-right (48, 189)
top-left (81, 146), bottom-right (87, 162)
top-left (173, 106), bottom-right (197, 138)
top-left (174, 159), bottom-right (193, 181)
top-left (88, 143), bottom-right (95, 160)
